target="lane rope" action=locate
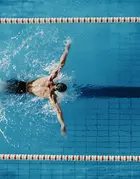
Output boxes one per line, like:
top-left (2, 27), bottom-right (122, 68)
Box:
top-left (0, 154), bottom-right (140, 162)
top-left (0, 17), bottom-right (140, 24)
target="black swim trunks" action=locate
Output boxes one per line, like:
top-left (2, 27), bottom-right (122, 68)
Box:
top-left (6, 79), bottom-right (27, 94)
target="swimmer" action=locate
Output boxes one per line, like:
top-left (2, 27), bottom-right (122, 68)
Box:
top-left (6, 40), bottom-right (71, 136)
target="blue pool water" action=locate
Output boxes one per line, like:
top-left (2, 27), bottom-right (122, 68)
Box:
top-left (0, 0), bottom-right (140, 178)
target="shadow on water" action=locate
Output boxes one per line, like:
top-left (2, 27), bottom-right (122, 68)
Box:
top-left (74, 84), bottom-right (140, 98)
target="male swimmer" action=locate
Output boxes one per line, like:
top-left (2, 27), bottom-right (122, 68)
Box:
top-left (5, 40), bottom-right (71, 136)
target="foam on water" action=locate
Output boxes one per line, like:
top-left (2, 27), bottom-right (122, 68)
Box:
top-left (0, 102), bottom-right (11, 144)
top-left (0, 26), bottom-right (76, 147)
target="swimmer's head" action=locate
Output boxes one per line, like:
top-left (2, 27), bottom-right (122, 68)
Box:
top-left (55, 83), bottom-right (67, 92)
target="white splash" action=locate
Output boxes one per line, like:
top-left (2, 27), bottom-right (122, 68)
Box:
top-left (43, 60), bottom-right (58, 75)
top-left (31, 97), bottom-right (41, 102)
top-left (0, 102), bottom-right (7, 123)
top-left (43, 101), bottom-right (56, 116)
top-left (0, 129), bottom-right (10, 144)
top-left (0, 102), bottom-right (11, 144)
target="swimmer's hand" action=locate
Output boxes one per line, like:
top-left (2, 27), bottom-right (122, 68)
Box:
top-left (65, 39), bottom-right (71, 51)
top-left (61, 124), bottom-right (66, 136)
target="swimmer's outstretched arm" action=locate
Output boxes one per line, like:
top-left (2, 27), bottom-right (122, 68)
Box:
top-left (49, 94), bottom-right (66, 136)
top-left (50, 40), bottom-right (71, 80)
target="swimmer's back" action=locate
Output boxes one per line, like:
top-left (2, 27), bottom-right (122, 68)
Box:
top-left (27, 76), bottom-right (52, 98)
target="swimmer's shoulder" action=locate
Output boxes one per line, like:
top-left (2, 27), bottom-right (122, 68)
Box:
top-left (28, 76), bottom-right (49, 84)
